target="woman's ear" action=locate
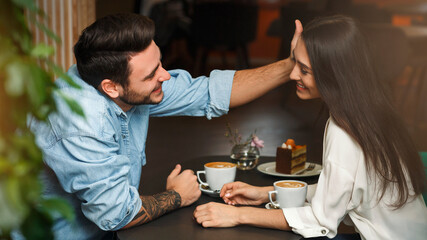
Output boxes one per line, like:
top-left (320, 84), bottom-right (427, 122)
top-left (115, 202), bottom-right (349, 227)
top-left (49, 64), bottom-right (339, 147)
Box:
top-left (99, 79), bottom-right (120, 99)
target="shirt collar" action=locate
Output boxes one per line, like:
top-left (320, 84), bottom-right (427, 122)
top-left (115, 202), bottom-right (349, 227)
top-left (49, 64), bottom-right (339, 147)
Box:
top-left (67, 64), bottom-right (138, 119)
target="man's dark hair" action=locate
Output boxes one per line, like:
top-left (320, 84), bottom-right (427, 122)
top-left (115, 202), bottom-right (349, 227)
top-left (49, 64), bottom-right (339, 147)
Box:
top-left (74, 13), bottom-right (155, 88)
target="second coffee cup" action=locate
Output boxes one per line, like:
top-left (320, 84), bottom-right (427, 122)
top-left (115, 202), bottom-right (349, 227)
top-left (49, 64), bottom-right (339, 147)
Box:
top-left (268, 180), bottom-right (307, 208)
top-left (197, 162), bottom-right (236, 191)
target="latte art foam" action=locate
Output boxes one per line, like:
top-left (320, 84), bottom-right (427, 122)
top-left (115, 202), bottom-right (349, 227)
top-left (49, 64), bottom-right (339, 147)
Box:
top-left (276, 181), bottom-right (305, 188)
top-left (205, 162), bottom-right (236, 168)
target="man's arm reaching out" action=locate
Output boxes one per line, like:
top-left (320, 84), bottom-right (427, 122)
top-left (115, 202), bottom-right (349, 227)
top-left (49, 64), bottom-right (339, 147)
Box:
top-left (122, 190), bottom-right (181, 228)
top-left (229, 20), bottom-right (303, 108)
top-left (122, 164), bottom-right (201, 229)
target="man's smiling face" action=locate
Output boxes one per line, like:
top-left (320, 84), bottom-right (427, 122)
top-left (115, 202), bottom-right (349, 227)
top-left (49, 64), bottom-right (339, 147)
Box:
top-left (116, 40), bottom-right (171, 110)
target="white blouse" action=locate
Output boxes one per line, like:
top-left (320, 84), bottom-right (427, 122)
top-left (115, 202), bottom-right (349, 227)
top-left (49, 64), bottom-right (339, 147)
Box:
top-left (283, 118), bottom-right (427, 239)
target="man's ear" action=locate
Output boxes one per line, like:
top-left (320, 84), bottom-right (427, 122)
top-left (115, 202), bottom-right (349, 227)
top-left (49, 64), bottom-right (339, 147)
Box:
top-left (99, 79), bottom-right (120, 99)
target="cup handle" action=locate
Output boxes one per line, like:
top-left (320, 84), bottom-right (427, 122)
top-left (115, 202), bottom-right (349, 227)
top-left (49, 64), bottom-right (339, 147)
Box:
top-left (196, 171), bottom-right (208, 187)
top-left (268, 190), bottom-right (280, 208)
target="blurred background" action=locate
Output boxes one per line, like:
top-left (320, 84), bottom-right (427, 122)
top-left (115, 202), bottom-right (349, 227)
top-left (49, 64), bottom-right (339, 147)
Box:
top-left (31, 0), bottom-right (426, 177)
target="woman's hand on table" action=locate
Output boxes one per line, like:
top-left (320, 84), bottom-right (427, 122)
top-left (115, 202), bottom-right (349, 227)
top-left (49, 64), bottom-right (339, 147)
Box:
top-left (193, 202), bottom-right (242, 227)
top-left (193, 203), bottom-right (290, 230)
top-left (220, 181), bottom-right (273, 206)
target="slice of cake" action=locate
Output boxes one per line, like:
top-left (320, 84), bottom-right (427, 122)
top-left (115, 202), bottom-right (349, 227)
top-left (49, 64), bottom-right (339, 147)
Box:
top-left (276, 139), bottom-right (307, 174)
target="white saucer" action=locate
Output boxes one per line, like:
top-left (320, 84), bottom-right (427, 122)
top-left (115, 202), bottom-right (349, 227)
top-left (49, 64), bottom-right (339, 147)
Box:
top-left (265, 202), bottom-right (280, 209)
top-left (257, 162), bottom-right (322, 177)
top-left (265, 202), bottom-right (310, 209)
top-left (199, 184), bottom-right (220, 197)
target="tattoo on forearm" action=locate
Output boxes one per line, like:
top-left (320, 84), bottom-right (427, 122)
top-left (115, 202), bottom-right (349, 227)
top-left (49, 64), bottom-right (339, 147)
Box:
top-left (124, 190), bottom-right (181, 228)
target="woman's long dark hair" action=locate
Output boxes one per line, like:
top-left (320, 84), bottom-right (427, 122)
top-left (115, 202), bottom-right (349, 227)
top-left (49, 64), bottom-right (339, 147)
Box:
top-left (302, 15), bottom-right (425, 208)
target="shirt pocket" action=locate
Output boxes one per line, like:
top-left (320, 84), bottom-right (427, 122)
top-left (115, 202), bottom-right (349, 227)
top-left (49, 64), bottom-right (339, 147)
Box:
top-left (127, 147), bottom-right (143, 186)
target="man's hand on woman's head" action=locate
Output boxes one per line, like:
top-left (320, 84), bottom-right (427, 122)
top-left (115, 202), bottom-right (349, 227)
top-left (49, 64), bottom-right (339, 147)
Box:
top-left (290, 19), bottom-right (303, 58)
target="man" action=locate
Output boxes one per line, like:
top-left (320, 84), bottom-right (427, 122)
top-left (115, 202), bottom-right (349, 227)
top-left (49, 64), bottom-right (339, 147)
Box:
top-left (30, 13), bottom-right (302, 239)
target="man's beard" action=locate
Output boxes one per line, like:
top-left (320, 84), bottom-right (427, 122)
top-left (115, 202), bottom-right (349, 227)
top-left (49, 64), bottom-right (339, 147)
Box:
top-left (119, 86), bottom-right (162, 106)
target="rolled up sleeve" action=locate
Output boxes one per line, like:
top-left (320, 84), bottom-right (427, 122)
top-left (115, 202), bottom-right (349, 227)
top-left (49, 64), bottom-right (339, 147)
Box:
top-left (45, 136), bottom-right (141, 231)
top-left (282, 161), bottom-right (355, 238)
top-left (282, 119), bottom-right (363, 239)
top-left (149, 69), bottom-right (235, 119)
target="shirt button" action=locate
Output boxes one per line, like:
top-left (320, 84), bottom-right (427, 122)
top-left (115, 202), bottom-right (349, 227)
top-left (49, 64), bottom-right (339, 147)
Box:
top-left (321, 229), bottom-right (327, 235)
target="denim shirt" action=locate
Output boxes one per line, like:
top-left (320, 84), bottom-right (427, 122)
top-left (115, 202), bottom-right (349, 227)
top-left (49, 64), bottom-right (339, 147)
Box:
top-left (30, 65), bottom-right (234, 240)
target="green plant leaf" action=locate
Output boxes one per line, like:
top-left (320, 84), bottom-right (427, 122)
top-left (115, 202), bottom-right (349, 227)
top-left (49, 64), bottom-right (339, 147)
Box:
top-left (0, 137), bottom-right (5, 153)
top-left (26, 64), bottom-right (50, 109)
top-left (21, 133), bottom-right (42, 165)
top-left (56, 90), bottom-right (85, 117)
top-left (5, 178), bottom-right (28, 219)
top-left (0, 156), bottom-right (12, 176)
top-left (0, 38), bottom-right (17, 67)
top-left (47, 62), bottom-right (81, 89)
top-left (0, 0), bottom-right (82, 237)
top-left (9, 133), bottom-right (43, 174)
top-left (12, 29), bottom-right (34, 54)
top-left (34, 19), bottom-right (60, 43)
top-left (25, 179), bottom-right (42, 201)
top-left (31, 43), bottom-right (54, 58)
top-left (13, 161), bottom-right (31, 177)
top-left (5, 60), bottom-right (29, 96)
top-left (0, 183), bottom-right (24, 231)
top-left (12, 0), bottom-right (38, 12)
top-left (21, 207), bottom-right (54, 240)
top-left (40, 198), bottom-right (75, 222)
top-left (31, 102), bottom-right (56, 121)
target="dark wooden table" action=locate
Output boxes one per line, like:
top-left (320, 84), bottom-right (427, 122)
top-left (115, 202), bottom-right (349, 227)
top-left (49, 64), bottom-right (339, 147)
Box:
top-left (117, 156), bottom-right (320, 240)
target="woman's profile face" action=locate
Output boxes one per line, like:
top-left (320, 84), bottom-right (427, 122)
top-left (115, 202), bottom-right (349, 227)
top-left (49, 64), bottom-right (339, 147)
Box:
top-left (290, 39), bottom-right (320, 100)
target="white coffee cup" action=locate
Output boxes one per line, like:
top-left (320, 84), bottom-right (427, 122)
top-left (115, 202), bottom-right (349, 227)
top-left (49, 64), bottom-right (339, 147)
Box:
top-left (197, 162), bottom-right (236, 191)
top-left (268, 180), bottom-right (307, 208)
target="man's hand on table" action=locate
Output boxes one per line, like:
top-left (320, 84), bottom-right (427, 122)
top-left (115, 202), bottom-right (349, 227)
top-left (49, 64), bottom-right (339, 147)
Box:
top-left (166, 164), bottom-right (201, 207)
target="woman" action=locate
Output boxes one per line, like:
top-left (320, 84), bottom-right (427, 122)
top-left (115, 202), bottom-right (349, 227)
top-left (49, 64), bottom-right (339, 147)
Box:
top-left (193, 15), bottom-right (427, 239)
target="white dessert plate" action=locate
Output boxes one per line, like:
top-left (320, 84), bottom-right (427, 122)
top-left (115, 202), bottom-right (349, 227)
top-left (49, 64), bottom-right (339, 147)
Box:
top-left (257, 162), bottom-right (322, 177)
top-left (199, 184), bottom-right (220, 198)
